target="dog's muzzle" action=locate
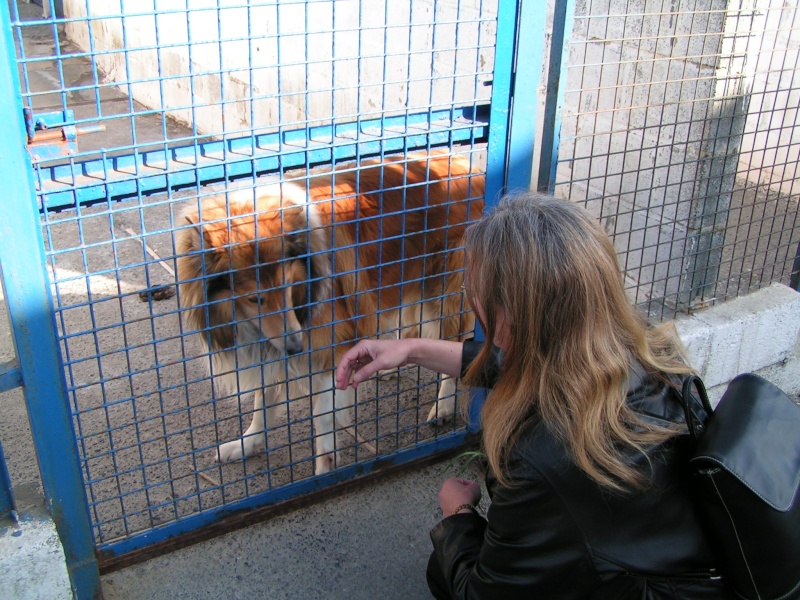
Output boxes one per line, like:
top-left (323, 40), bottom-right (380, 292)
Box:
top-left (283, 332), bottom-right (304, 356)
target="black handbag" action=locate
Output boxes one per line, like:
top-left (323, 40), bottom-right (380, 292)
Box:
top-left (679, 373), bottom-right (800, 600)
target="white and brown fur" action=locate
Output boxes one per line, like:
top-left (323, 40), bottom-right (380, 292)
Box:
top-left (176, 152), bottom-right (484, 474)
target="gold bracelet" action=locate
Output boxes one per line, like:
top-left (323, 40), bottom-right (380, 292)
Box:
top-left (451, 503), bottom-right (476, 517)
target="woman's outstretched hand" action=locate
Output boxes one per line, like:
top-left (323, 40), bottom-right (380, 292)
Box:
top-left (334, 339), bottom-right (412, 390)
top-left (439, 477), bottom-right (482, 517)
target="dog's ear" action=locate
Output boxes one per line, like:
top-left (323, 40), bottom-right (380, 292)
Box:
top-left (176, 205), bottom-right (204, 261)
top-left (280, 205), bottom-right (332, 314)
top-left (187, 200), bottom-right (256, 253)
top-left (179, 202), bottom-right (227, 252)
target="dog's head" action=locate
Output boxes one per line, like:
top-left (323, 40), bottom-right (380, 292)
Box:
top-left (176, 183), bottom-right (331, 356)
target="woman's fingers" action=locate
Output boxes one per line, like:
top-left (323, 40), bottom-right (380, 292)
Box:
top-left (335, 340), bottom-right (409, 390)
top-left (335, 348), bottom-right (367, 389)
top-left (334, 342), bottom-right (382, 389)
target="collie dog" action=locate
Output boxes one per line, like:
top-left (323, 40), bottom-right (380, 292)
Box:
top-left (176, 152), bottom-right (484, 474)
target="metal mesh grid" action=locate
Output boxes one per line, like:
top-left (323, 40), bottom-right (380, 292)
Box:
top-left (10, 0), bottom-right (495, 549)
top-left (554, 0), bottom-right (800, 319)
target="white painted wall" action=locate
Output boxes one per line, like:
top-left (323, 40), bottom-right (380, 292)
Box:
top-left (63, 0), bottom-right (495, 136)
top-left (738, 0), bottom-right (800, 198)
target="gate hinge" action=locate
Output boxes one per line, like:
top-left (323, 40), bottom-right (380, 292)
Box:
top-left (24, 108), bottom-right (105, 162)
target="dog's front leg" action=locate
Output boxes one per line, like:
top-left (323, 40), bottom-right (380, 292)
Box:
top-left (426, 375), bottom-right (457, 425)
top-left (217, 385), bottom-right (279, 462)
top-left (311, 373), bottom-right (336, 474)
top-left (311, 375), bottom-right (356, 474)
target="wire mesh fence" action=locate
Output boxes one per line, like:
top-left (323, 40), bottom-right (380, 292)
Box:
top-left (9, 0), bottom-right (495, 550)
top-left (554, 0), bottom-right (799, 319)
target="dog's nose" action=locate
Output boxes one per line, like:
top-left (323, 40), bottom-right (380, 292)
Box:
top-left (284, 333), bottom-right (304, 355)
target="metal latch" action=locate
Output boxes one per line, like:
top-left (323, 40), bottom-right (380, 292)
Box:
top-left (24, 108), bottom-right (105, 162)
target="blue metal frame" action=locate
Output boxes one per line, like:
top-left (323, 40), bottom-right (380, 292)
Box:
top-left (504, 0), bottom-right (547, 192)
top-left (1, 2), bottom-right (100, 596)
top-left (53, 7), bottom-right (532, 537)
top-left (0, 359), bottom-right (23, 393)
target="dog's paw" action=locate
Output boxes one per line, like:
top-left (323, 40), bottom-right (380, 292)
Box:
top-left (314, 452), bottom-right (338, 474)
top-left (426, 401), bottom-right (454, 426)
top-left (377, 367), bottom-right (400, 381)
top-left (216, 435), bottom-right (264, 463)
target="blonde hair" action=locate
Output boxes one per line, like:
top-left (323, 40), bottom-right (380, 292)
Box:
top-left (463, 193), bottom-right (693, 491)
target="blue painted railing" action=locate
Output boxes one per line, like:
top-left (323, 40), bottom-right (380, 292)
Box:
top-left (37, 107), bottom-right (490, 213)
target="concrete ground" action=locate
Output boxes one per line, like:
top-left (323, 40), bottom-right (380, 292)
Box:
top-left (100, 459), bottom-right (481, 600)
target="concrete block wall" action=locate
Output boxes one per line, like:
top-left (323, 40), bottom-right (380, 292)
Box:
top-left (675, 282), bottom-right (800, 402)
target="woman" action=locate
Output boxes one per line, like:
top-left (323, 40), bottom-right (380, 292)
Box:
top-left (334, 193), bottom-right (732, 598)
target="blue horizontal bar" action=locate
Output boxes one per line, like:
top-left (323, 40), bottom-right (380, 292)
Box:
top-left (0, 360), bottom-right (23, 393)
top-left (95, 431), bottom-right (469, 560)
top-left (39, 107), bottom-right (489, 213)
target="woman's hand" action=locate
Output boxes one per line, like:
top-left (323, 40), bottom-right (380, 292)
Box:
top-left (335, 338), bottom-right (464, 391)
top-left (334, 339), bottom-right (412, 390)
top-left (438, 477), bottom-right (482, 517)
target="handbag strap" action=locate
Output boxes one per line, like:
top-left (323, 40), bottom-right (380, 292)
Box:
top-left (678, 374), bottom-right (714, 442)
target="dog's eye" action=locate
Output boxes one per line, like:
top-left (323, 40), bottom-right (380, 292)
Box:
top-left (247, 296), bottom-right (260, 304)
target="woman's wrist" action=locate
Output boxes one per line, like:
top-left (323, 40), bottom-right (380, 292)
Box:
top-left (450, 503), bottom-right (476, 517)
top-left (406, 338), bottom-right (463, 378)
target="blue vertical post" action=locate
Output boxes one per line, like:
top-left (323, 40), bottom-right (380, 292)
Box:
top-left (468, 0), bottom-right (545, 431)
top-left (537, 0), bottom-right (574, 192)
top-left (0, 4), bottom-right (100, 599)
top-left (483, 0), bottom-right (519, 208)
top-left (505, 0), bottom-right (548, 191)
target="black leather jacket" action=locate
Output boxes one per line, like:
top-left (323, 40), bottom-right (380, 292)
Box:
top-left (428, 341), bottom-right (733, 599)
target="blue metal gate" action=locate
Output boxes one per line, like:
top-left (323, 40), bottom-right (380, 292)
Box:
top-left (0, 1), bottom-right (544, 596)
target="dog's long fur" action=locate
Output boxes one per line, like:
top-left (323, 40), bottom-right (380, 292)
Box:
top-left (177, 152), bottom-right (484, 473)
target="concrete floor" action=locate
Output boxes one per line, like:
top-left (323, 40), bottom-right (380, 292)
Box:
top-left (101, 459), bottom-right (482, 600)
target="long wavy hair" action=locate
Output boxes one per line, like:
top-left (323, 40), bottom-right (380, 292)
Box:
top-left (463, 193), bottom-right (693, 491)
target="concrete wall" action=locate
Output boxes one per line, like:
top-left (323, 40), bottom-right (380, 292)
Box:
top-left (675, 283), bottom-right (800, 402)
top-left (63, 0), bottom-right (495, 136)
